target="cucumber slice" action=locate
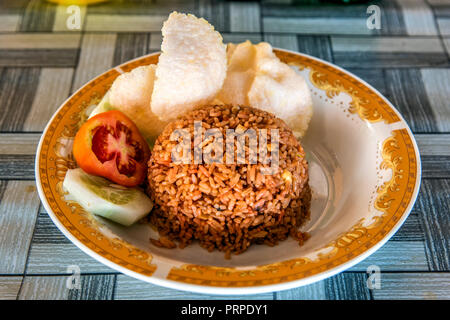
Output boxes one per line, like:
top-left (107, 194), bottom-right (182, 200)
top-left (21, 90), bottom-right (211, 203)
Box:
top-left (89, 91), bottom-right (115, 119)
top-left (63, 168), bottom-right (153, 226)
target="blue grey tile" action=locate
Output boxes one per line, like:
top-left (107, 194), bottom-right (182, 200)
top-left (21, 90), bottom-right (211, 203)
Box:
top-left (391, 212), bottom-right (424, 241)
top-left (0, 0), bottom-right (27, 15)
top-left (420, 69), bottom-right (450, 132)
top-left (264, 34), bottom-right (298, 51)
top-left (437, 18), bottom-right (450, 36)
top-left (430, 3), bottom-right (450, 18)
top-left (324, 272), bottom-right (371, 300)
top-left (0, 155), bottom-right (35, 180)
top-left (275, 280), bottom-right (326, 299)
top-left (113, 33), bottom-right (151, 66)
top-left (420, 155), bottom-right (450, 178)
top-left (0, 49), bottom-right (79, 68)
top-left (345, 68), bottom-right (387, 96)
top-left (371, 272), bottom-right (450, 300)
top-left (263, 16), bottom-right (372, 35)
top-left (87, 0), bottom-right (196, 15)
top-left (68, 274), bottom-right (115, 300)
top-left (334, 52), bottom-right (448, 69)
top-left (31, 211), bottom-right (71, 245)
top-left (222, 33), bottom-right (263, 44)
top-left (384, 68), bottom-right (438, 133)
top-left (262, 3), bottom-right (369, 18)
top-left (198, 0), bottom-right (230, 32)
top-left (297, 35), bottom-right (333, 62)
top-left (115, 274), bottom-right (273, 300)
top-left (0, 68), bottom-right (40, 131)
top-left (378, 0), bottom-right (407, 35)
top-left (417, 179), bottom-right (450, 271)
top-left (19, 0), bottom-right (56, 32)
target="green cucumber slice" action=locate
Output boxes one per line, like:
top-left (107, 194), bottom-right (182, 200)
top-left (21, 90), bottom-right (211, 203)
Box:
top-left (89, 91), bottom-right (115, 119)
top-left (63, 168), bottom-right (153, 226)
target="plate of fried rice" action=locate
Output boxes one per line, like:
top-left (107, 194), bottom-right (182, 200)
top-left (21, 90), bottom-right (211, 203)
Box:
top-left (35, 12), bottom-right (421, 294)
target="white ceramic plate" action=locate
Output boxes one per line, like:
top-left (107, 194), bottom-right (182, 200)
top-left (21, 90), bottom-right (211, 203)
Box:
top-left (35, 49), bottom-right (421, 295)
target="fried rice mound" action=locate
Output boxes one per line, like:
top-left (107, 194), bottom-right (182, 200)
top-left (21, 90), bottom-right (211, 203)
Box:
top-left (146, 104), bottom-right (311, 258)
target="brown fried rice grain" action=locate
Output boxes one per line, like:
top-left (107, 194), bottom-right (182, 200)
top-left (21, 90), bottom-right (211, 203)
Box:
top-left (146, 105), bottom-right (311, 257)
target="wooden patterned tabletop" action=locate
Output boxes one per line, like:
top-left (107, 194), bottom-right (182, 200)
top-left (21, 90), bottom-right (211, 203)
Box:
top-left (0, 0), bottom-right (449, 300)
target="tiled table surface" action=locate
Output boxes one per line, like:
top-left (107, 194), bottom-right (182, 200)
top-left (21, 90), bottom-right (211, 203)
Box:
top-left (0, 0), bottom-right (449, 300)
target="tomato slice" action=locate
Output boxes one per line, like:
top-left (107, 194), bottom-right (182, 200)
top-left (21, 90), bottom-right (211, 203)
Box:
top-left (73, 110), bottom-right (150, 187)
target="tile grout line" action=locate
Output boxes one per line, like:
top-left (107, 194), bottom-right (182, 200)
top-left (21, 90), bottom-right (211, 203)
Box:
top-left (327, 35), bottom-right (335, 64)
top-left (15, 200), bottom-right (40, 300)
top-left (111, 274), bottom-right (118, 300)
top-left (424, 0), bottom-right (450, 61)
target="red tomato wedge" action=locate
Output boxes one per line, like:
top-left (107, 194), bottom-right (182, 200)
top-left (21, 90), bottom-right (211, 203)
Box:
top-left (73, 110), bottom-right (150, 187)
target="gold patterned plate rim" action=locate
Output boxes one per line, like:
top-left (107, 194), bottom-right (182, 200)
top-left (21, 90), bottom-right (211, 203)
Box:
top-left (35, 49), bottom-right (421, 295)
